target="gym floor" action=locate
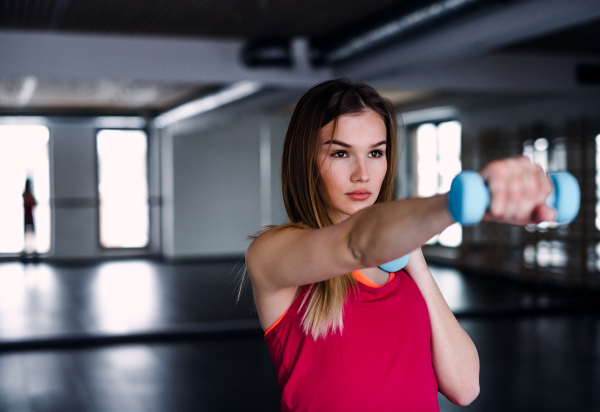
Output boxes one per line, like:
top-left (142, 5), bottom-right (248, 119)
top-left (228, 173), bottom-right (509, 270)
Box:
top-left (0, 259), bottom-right (599, 411)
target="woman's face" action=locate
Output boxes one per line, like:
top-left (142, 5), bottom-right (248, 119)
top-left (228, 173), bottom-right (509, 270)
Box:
top-left (317, 109), bottom-right (388, 223)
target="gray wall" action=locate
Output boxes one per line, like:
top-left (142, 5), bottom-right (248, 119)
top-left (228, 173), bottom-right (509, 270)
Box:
top-left (160, 113), bottom-right (290, 260)
top-left (267, 116), bottom-right (291, 226)
top-left (51, 125), bottom-right (99, 258)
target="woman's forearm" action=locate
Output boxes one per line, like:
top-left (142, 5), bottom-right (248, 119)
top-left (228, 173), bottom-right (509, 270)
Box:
top-left (347, 194), bottom-right (455, 268)
top-left (407, 261), bottom-right (480, 406)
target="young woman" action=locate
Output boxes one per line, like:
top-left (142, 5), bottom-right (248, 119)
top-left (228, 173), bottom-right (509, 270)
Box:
top-left (245, 79), bottom-right (554, 411)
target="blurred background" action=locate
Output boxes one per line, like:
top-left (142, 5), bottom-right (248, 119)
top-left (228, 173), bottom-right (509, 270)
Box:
top-left (0, 0), bottom-right (599, 410)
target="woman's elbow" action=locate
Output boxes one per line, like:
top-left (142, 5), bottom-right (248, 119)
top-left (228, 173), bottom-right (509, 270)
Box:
top-left (450, 381), bottom-right (480, 407)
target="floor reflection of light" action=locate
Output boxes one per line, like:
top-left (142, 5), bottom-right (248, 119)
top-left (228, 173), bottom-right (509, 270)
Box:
top-left (0, 263), bottom-right (27, 313)
top-left (25, 265), bottom-right (62, 336)
top-left (98, 346), bottom-right (160, 408)
top-left (103, 346), bottom-right (159, 371)
top-left (92, 261), bottom-right (160, 333)
top-left (429, 266), bottom-right (466, 311)
top-left (0, 263), bottom-right (60, 337)
top-left (25, 353), bottom-right (65, 396)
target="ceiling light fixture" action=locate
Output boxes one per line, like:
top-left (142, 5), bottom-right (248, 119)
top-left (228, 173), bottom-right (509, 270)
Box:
top-left (401, 106), bottom-right (458, 125)
top-left (154, 81), bottom-right (262, 128)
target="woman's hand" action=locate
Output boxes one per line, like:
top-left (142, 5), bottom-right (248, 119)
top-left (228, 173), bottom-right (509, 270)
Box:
top-left (478, 155), bottom-right (555, 226)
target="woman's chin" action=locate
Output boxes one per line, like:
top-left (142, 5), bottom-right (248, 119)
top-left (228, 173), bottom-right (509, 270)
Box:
top-left (345, 204), bottom-right (371, 215)
top-left (331, 201), bottom-right (376, 222)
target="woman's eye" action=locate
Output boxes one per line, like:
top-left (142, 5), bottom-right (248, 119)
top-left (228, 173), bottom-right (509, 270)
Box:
top-left (331, 151), bottom-right (348, 158)
top-left (331, 150), bottom-right (384, 158)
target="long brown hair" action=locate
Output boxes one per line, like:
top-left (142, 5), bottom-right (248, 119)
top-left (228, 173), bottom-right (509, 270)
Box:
top-left (246, 78), bottom-right (402, 340)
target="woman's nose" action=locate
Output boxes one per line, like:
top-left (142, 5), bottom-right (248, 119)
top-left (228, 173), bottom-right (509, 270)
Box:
top-left (351, 159), bottom-right (370, 182)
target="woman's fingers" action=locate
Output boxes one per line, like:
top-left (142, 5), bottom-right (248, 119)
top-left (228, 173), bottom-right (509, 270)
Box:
top-left (505, 168), bottom-right (523, 220)
top-left (479, 156), bottom-right (554, 226)
top-left (480, 160), bottom-right (508, 218)
top-left (536, 164), bottom-right (553, 205)
top-left (532, 203), bottom-right (556, 223)
top-left (515, 161), bottom-right (538, 221)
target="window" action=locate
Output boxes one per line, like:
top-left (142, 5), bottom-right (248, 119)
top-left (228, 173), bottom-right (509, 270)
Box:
top-left (523, 136), bottom-right (567, 177)
top-left (414, 121), bottom-right (462, 247)
top-left (522, 137), bottom-right (569, 269)
top-left (96, 129), bottom-right (149, 248)
top-left (0, 125), bottom-right (51, 253)
top-left (523, 137), bottom-right (566, 232)
top-left (523, 241), bottom-right (567, 269)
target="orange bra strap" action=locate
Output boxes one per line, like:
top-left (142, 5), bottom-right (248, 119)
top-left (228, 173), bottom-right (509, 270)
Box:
top-left (352, 270), bottom-right (396, 288)
top-left (264, 286), bottom-right (306, 336)
top-left (264, 309), bottom-right (288, 336)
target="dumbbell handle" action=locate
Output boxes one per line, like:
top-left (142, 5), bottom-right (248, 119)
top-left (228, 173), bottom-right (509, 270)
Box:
top-left (379, 170), bottom-right (581, 273)
top-left (447, 170), bottom-right (581, 226)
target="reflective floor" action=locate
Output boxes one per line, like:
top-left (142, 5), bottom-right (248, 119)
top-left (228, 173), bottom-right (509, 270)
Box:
top-left (0, 259), bottom-right (598, 411)
top-left (0, 259), bottom-right (255, 340)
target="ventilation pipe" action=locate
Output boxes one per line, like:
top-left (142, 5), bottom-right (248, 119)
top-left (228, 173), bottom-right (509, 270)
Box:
top-left (241, 0), bottom-right (489, 68)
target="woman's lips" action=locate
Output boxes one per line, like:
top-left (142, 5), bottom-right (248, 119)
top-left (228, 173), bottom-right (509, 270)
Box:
top-left (346, 191), bottom-right (371, 200)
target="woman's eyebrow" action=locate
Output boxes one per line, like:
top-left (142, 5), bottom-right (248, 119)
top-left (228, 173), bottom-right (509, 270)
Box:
top-left (323, 140), bottom-right (387, 148)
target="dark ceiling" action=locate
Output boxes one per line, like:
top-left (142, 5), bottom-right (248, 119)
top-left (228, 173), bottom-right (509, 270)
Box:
top-left (499, 17), bottom-right (600, 56)
top-left (0, 0), bottom-right (435, 44)
top-left (1, 0), bottom-right (598, 116)
top-left (0, 0), bottom-right (462, 115)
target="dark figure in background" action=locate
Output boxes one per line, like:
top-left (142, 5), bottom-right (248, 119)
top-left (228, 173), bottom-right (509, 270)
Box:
top-left (22, 178), bottom-right (37, 258)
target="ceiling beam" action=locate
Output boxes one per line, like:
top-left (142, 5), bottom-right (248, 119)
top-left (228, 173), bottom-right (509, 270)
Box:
top-left (0, 31), bottom-right (332, 87)
top-left (371, 53), bottom-right (600, 93)
top-left (337, 0), bottom-right (600, 81)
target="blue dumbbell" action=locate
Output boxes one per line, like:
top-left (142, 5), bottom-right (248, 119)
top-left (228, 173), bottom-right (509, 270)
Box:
top-left (379, 170), bottom-right (580, 273)
top-left (379, 254), bottom-right (410, 273)
top-left (447, 170), bottom-right (581, 226)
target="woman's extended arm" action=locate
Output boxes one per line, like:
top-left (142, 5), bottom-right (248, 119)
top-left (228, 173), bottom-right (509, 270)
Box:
top-left (403, 248), bottom-right (480, 406)
top-left (347, 194), bottom-right (454, 268)
top-left (249, 156), bottom-right (553, 291)
top-left (247, 194), bottom-right (454, 291)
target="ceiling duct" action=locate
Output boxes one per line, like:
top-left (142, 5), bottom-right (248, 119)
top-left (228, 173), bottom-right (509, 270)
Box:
top-left (241, 38), bottom-right (322, 69)
top-left (240, 0), bottom-right (490, 69)
top-left (322, 0), bottom-right (488, 65)
top-left (241, 39), bottom-right (293, 68)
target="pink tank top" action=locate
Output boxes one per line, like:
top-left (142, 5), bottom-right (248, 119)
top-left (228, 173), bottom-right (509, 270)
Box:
top-left (264, 269), bottom-right (439, 412)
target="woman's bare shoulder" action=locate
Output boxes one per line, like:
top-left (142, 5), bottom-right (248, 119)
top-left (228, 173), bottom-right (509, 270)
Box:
top-left (246, 226), bottom-right (308, 331)
top-left (245, 225), bottom-right (304, 282)
top-left (246, 219), bottom-right (357, 290)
